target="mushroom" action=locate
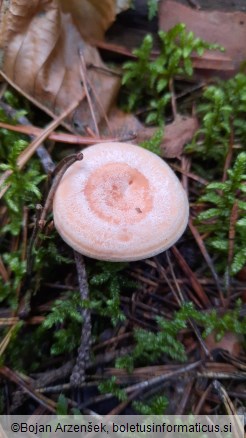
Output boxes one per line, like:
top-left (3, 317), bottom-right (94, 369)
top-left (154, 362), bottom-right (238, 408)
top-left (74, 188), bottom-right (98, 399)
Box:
top-left (53, 142), bottom-right (189, 261)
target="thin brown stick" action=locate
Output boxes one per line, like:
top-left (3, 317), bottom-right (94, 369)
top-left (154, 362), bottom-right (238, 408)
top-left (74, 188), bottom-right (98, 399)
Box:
top-left (160, 253), bottom-right (183, 305)
top-left (213, 380), bottom-right (243, 438)
top-left (170, 163), bottom-right (208, 186)
top-left (25, 205), bottom-right (43, 278)
top-left (0, 256), bottom-right (9, 282)
top-left (93, 332), bottom-right (132, 352)
top-left (87, 63), bottom-right (122, 77)
top-left (81, 63), bottom-right (113, 136)
top-left (18, 101), bottom-right (83, 169)
top-left (34, 361), bottom-right (74, 389)
top-left (85, 126), bottom-right (97, 138)
top-left (181, 155), bottom-right (190, 194)
top-left (117, 360), bottom-right (202, 394)
top-left (70, 252), bottom-right (92, 386)
top-left (0, 324), bottom-right (19, 356)
top-left (107, 389), bottom-right (141, 415)
top-left (0, 101), bottom-right (55, 173)
top-left (79, 51), bottom-right (99, 137)
top-left (176, 379), bottom-right (194, 414)
top-left (21, 207), bottom-right (28, 262)
top-left (0, 70), bottom-right (76, 133)
top-left (171, 246), bottom-right (210, 307)
top-left (0, 366), bottom-right (56, 413)
top-left (104, 362), bottom-right (245, 380)
top-left (194, 383), bottom-right (213, 414)
top-left (0, 121), bottom-right (134, 145)
top-left (92, 39), bottom-right (234, 71)
top-left (166, 252), bottom-right (211, 359)
top-left (15, 206), bottom-right (29, 298)
top-left (189, 218), bottom-right (225, 305)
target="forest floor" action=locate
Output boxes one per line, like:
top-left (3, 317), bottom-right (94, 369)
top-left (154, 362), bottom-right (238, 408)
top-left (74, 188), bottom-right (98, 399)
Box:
top-left (0, 0), bottom-right (245, 423)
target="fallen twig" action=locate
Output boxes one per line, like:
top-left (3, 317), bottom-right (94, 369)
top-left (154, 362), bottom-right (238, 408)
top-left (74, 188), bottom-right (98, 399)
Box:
top-left (70, 252), bottom-right (92, 386)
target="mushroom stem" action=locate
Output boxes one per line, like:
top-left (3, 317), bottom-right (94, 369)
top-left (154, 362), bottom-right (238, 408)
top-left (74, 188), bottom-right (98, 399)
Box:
top-left (70, 251), bottom-right (92, 386)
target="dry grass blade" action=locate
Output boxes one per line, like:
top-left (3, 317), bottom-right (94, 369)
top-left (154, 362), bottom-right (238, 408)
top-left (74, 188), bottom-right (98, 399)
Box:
top-left (194, 383), bottom-right (213, 414)
top-left (213, 380), bottom-right (243, 438)
top-left (177, 379), bottom-right (194, 414)
top-left (219, 351), bottom-right (246, 371)
top-left (0, 324), bottom-right (18, 356)
top-left (0, 256), bottom-right (9, 282)
top-left (171, 162), bottom-right (207, 183)
top-left (105, 362), bottom-right (246, 381)
top-left (188, 219), bottom-right (225, 304)
top-left (0, 318), bottom-right (19, 326)
top-left (171, 246), bottom-right (211, 307)
top-left (0, 366), bottom-right (57, 413)
top-left (114, 361), bottom-right (202, 393)
top-left (0, 317), bottom-right (45, 327)
top-left (79, 52), bottom-right (100, 137)
top-left (107, 389), bottom-right (140, 415)
top-left (93, 40), bottom-right (234, 71)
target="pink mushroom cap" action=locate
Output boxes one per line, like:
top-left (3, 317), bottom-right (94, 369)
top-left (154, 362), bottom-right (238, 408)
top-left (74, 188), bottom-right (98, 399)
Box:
top-left (53, 142), bottom-right (189, 261)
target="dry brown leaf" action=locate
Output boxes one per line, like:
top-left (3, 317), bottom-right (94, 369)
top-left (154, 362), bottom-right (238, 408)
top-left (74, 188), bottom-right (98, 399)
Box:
top-left (60, 0), bottom-right (115, 41)
top-left (101, 107), bottom-right (144, 138)
top-left (103, 108), bottom-right (198, 158)
top-left (0, 0), bottom-right (120, 131)
top-left (161, 114), bottom-right (199, 158)
top-left (159, 0), bottom-right (246, 72)
top-left (60, 0), bottom-right (130, 41)
top-left (205, 332), bottom-right (242, 357)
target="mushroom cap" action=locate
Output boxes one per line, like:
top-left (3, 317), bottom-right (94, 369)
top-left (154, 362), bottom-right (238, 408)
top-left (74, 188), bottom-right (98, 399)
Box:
top-left (53, 142), bottom-right (189, 261)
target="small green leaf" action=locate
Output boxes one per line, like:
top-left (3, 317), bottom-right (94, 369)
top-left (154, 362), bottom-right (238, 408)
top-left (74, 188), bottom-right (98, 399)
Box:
top-left (237, 217), bottom-right (246, 227)
top-left (146, 111), bottom-right (158, 124)
top-left (56, 394), bottom-right (68, 415)
top-left (210, 240), bottom-right (228, 251)
top-left (231, 249), bottom-right (246, 274)
top-left (198, 208), bottom-right (221, 220)
top-left (156, 78), bottom-right (168, 93)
